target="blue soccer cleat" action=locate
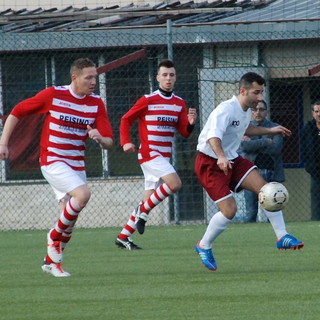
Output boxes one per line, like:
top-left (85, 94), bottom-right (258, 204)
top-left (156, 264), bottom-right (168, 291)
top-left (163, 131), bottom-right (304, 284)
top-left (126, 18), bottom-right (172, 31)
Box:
top-left (195, 241), bottom-right (217, 271)
top-left (277, 234), bottom-right (304, 250)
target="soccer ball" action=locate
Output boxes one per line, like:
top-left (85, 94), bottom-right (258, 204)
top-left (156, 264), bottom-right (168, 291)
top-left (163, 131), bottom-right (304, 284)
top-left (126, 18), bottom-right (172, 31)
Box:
top-left (258, 182), bottom-right (289, 212)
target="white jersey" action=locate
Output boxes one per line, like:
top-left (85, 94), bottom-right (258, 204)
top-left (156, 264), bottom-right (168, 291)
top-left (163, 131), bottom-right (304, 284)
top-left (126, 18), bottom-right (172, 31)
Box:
top-left (197, 95), bottom-right (251, 160)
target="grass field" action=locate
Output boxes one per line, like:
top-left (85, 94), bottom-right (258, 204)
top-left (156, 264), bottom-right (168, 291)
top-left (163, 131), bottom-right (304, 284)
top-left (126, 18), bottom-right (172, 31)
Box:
top-left (0, 222), bottom-right (319, 320)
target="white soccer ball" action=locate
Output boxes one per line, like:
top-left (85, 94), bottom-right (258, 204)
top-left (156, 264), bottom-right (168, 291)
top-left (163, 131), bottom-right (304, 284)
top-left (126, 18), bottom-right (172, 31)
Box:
top-left (258, 182), bottom-right (289, 212)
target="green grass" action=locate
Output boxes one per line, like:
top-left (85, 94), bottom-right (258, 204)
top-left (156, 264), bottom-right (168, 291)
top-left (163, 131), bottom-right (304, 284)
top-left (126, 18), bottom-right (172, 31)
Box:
top-left (0, 222), bottom-right (319, 320)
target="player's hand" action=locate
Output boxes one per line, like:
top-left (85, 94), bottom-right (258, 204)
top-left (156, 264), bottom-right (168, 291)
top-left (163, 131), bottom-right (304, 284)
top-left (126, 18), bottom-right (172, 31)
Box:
top-left (187, 108), bottom-right (197, 125)
top-left (123, 142), bottom-right (136, 153)
top-left (270, 126), bottom-right (291, 137)
top-left (217, 156), bottom-right (233, 175)
top-left (0, 144), bottom-right (9, 160)
top-left (242, 135), bottom-right (251, 141)
top-left (87, 125), bottom-right (102, 143)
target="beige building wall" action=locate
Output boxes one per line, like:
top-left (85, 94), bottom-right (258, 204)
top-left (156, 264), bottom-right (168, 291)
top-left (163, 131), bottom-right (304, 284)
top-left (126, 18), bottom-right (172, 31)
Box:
top-left (263, 42), bottom-right (320, 79)
top-left (1, 178), bottom-right (170, 231)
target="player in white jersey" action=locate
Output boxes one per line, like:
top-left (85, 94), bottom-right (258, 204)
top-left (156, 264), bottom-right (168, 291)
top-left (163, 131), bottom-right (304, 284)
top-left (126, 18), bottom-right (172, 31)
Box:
top-left (197, 95), bottom-right (252, 160)
top-left (115, 59), bottom-right (197, 249)
top-left (0, 58), bottom-right (114, 277)
top-left (194, 72), bottom-right (304, 271)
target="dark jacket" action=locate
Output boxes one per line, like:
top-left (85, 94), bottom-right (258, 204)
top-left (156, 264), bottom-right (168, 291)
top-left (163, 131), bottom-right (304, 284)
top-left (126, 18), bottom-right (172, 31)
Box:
top-left (240, 119), bottom-right (285, 182)
top-left (301, 119), bottom-right (320, 178)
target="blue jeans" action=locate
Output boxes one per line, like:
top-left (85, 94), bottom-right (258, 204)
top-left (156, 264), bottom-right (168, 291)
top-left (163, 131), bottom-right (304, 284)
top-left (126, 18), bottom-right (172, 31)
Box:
top-left (243, 169), bottom-right (273, 223)
top-left (311, 176), bottom-right (320, 221)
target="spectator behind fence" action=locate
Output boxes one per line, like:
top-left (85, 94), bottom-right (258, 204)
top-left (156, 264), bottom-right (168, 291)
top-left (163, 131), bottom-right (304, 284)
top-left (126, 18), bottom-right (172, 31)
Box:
top-left (193, 72), bottom-right (304, 272)
top-left (301, 100), bottom-right (320, 221)
top-left (0, 58), bottom-right (114, 277)
top-left (114, 59), bottom-right (197, 250)
top-left (239, 100), bottom-right (285, 223)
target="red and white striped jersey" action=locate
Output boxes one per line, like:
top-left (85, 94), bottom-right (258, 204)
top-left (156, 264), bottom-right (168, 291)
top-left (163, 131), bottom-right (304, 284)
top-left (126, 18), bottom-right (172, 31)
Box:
top-left (11, 85), bottom-right (113, 171)
top-left (120, 89), bottom-right (191, 164)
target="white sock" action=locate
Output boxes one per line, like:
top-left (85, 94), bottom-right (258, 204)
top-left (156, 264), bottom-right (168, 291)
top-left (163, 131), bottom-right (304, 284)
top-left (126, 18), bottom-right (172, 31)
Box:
top-left (263, 209), bottom-right (287, 239)
top-left (200, 211), bottom-right (231, 249)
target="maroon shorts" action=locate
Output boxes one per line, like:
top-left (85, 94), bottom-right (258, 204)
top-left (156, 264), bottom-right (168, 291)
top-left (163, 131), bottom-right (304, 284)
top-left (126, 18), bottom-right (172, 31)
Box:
top-left (194, 152), bottom-right (256, 203)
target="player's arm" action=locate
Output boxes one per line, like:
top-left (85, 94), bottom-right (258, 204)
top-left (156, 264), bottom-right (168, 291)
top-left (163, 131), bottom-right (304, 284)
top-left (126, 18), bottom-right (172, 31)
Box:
top-left (187, 108), bottom-right (197, 127)
top-left (245, 124), bottom-right (291, 137)
top-left (122, 142), bottom-right (135, 153)
top-left (87, 125), bottom-right (113, 150)
top-left (177, 105), bottom-right (197, 138)
top-left (0, 115), bottom-right (20, 160)
top-left (208, 137), bottom-right (232, 175)
top-left (93, 102), bottom-right (114, 150)
top-left (0, 88), bottom-right (51, 160)
top-left (120, 96), bottom-right (146, 152)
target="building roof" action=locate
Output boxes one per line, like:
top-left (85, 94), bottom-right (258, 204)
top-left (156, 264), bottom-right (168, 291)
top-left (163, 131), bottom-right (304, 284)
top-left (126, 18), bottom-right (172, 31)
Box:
top-left (216, 0), bottom-right (320, 23)
top-left (0, 0), bottom-right (305, 33)
top-left (0, 0), bottom-right (319, 52)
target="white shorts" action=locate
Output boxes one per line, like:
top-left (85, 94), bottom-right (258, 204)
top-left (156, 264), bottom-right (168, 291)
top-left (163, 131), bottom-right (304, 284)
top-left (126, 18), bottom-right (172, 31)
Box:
top-left (41, 162), bottom-right (87, 201)
top-left (140, 156), bottom-right (176, 190)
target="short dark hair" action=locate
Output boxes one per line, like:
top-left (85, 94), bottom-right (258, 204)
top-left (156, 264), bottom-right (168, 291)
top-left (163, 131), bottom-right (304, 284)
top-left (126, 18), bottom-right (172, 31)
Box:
top-left (258, 99), bottom-right (268, 110)
top-left (70, 58), bottom-right (96, 76)
top-left (312, 100), bottom-right (320, 111)
top-left (157, 59), bottom-right (175, 72)
top-left (239, 72), bottom-right (265, 89)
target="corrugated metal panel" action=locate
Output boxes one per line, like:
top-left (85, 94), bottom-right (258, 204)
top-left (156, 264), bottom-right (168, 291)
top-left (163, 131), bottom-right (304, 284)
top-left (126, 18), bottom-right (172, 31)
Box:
top-left (217, 0), bottom-right (320, 22)
top-left (0, 0), bottom-right (265, 32)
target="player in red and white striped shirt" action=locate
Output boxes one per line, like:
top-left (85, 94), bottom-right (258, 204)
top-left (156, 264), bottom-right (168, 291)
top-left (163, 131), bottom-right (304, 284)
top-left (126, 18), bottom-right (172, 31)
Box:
top-left (0, 58), bottom-right (113, 276)
top-left (115, 60), bottom-right (197, 250)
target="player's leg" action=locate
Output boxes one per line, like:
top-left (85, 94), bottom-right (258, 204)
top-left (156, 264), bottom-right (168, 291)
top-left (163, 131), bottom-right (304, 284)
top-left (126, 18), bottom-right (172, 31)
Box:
top-left (139, 172), bottom-right (179, 212)
top-left (134, 174), bottom-right (177, 234)
top-left (115, 188), bottom-right (155, 249)
top-left (49, 184), bottom-right (90, 244)
top-left (134, 158), bottom-right (178, 234)
top-left (57, 196), bottom-right (76, 252)
top-left (115, 200), bottom-right (146, 250)
top-left (241, 169), bottom-right (287, 237)
top-left (240, 168), bottom-right (266, 193)
top-left (116, 157), bottom-right (179, 247)
top-left (40, 163), bottom-right (89, 276)
top-left (199, 196), bottom-right (236, 247)
top-left (42, 185), bottom-right (89, 277)
top-left (241, 169), bottom-right (303, 250)
top-left (194, 153), bottom-right (236, 271)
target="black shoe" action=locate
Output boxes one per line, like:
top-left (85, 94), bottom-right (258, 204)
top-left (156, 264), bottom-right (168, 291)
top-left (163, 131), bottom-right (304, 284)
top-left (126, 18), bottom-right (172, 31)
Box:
top-left (115, 237), bottom-right (142, 250)
top-left (136, 219), bottom-right (146, 234)
top-left (134, 205), bottom-right (148, 235)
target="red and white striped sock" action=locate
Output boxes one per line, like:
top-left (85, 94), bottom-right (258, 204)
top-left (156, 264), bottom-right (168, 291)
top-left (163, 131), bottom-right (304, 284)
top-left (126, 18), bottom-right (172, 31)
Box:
top-left (61, 222), bottom-right (76, 251)
top-left (46, 224), bottom-right (77, 264)
top-left (49, 198), bottom-right (82, 242)
top-left (46, 199), bottom-right (82, 264)
top-left (117, 184), bottom-right (174, 239)
top-left (141, 183), bottom-right (174, 214)
top-left (118, 208), bottom-right (137, 240)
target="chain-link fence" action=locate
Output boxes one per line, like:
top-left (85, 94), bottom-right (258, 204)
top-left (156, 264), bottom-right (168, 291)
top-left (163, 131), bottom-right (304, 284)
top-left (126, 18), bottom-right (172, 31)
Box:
top-left (0, 24), bottom-right (319, 230)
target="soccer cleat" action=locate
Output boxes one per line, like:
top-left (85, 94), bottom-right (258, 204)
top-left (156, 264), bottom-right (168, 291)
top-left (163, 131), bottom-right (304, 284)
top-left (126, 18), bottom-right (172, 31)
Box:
top-left (195, 241), bottom-right (217, 271)
top-left (135, 205), bottom-right (149, 235)
top-left (115, 237), bottom-right (142, 250)
top-left (41, 260), bottom-right (71, 277)
top-left (47, 229), bottom-right (62, 263)
top-left (277, 234), bottom-right (304, 250)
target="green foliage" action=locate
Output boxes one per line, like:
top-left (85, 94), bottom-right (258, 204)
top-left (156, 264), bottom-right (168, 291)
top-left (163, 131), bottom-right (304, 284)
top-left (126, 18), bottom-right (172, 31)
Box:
top-left (0, 223), bottom-right (319, 320)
